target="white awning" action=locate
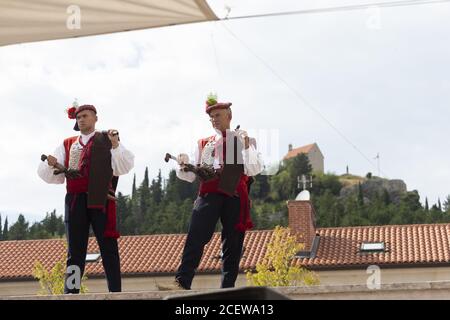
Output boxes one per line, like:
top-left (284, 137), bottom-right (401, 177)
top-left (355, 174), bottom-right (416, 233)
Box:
top-left (0, 0), bottom-right (218, 46)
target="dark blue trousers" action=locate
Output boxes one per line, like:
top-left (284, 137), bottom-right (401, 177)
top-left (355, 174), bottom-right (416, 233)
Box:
top-left (176, 193), bottom-right (245, 289)
top-left (64, 193), bottom-right (121, 293)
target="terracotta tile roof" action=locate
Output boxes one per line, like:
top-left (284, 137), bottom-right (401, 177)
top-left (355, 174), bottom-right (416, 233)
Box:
top-left (1, 223), bottom-right (449, 281)
top-left (300, 223), bottom-right (450, 269)
top-left (284, 143), bottom-right (316, 160)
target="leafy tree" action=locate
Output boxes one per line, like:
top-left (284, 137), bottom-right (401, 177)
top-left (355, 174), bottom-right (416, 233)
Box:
top-left (268, 168), bottom-right (292, 201)
top-left (2, 217), bottom-right (8, 240)
top-left (165, 170), bottom-right (198, 203)
top-left (382, 189), bottom-right (391, 205)
top-left (357, 182), bottom-right (364, 205)
top-left (311, 173), bottom-right (342, 197)
top-left (444, 195), bottom-right (450, 212)
top-left (150, 170), bottom-right (163, 205)
top-left (340, 196), bottom-right (370, 227)
top-left (8, 214), bottom-right (29, 240)
top-left (246, 226), bottom-right (319, 286)
top-left (139, 167), bottom-right (151, 232)
top-left (250, 174), bottom-right (270, 200)
top-left (313, 190), bottom-right (342, 227)
top-left (117, 192), bottom-right (133, 235)
top-left (401, 191), bottom-right (422, 212)
top-left (28, 222), bottom-right (51, 239)
top-left (33, 242), bottom-right (88, 295)
top-left (131, 173), bottom-right (137, 199)
top-left (41, 210), bottom-right (65, 238)
top-left (428, 204), bottom-right (445, 223)
top-left (252, 201), bottom-right (288, 230)
top-left (285, 153), bottom-right (312, 199)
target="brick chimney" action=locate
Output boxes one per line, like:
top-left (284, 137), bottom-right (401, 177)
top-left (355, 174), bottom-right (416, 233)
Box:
top-left (288, 143), bottom-right (293, 152)
top-left (287, 200), bottom-right (317, 252)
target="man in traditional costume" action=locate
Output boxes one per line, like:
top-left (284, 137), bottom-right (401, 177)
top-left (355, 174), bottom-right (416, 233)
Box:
top-left (172, 94), bottom-right (264, 290)
top-left (38, 102), bottom-right (134, 293)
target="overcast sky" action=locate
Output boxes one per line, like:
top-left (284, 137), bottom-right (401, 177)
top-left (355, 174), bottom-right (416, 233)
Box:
top-left (0, 0), bottom-right (449, 224)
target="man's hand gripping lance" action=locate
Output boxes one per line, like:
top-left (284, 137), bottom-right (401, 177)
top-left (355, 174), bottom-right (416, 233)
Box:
top-left (164, 153), bottom-right (217, 181)
top-left (40, 154), bottom-right (82, 179)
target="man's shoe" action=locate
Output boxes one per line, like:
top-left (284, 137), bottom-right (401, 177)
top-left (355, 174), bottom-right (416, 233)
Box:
top-left (156, 280), bottom-right (189, 291)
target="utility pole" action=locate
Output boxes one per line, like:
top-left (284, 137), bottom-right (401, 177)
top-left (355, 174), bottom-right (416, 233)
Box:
top-left (374, 153), bottom-right (380, 177)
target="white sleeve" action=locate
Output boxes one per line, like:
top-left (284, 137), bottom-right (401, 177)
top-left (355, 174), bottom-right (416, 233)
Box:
top-left (111, 143), bottom-right (135, 176)
top-left (176, 167), bottom-right (196, 183)
top-left (242, 139), bottom-right (264, 177)
top-left (37, 144), bottom-right (66, 184)
top-left (176, 142), bottom-right (200, 183)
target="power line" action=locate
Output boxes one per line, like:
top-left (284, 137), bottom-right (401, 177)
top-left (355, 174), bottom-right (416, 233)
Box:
top-left (220, 22), bottom-right (388, 177)
top-left (210, 23), bottom-right (222, 79)
top-left (224, 0), bottom-right (450, 21)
